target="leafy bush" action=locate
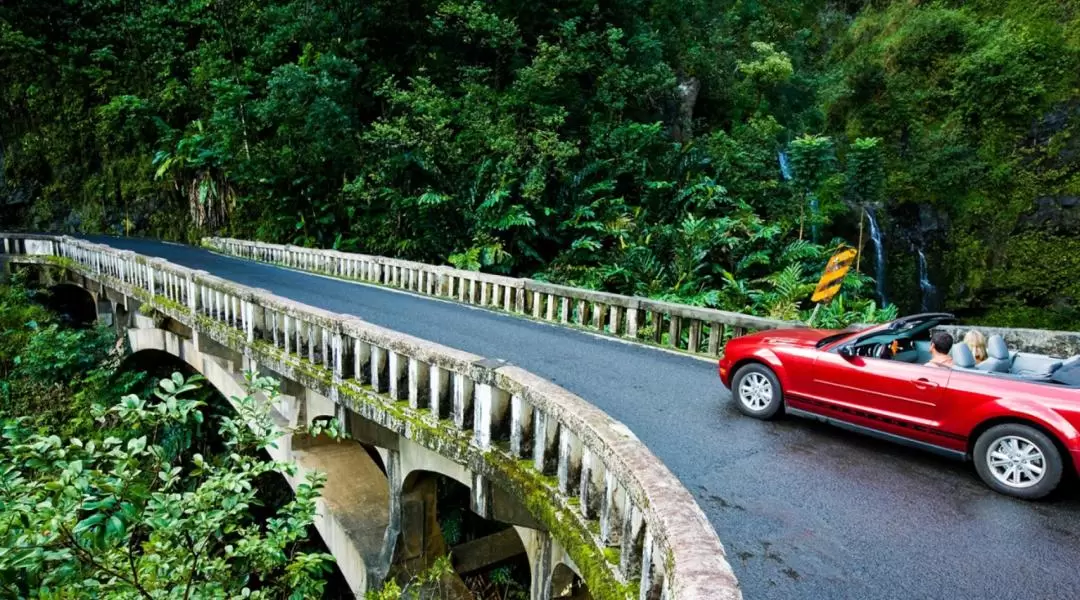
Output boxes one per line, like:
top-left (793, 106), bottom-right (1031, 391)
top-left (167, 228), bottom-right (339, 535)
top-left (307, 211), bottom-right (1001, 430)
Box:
top-left (0, 371), bottom-right (345, 598)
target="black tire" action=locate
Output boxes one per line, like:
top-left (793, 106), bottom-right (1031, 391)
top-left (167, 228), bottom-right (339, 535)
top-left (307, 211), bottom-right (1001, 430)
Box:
top-left (973, 423), bottom-right (1063, 500)
top-left (731, 363), bottom-right (784, 420)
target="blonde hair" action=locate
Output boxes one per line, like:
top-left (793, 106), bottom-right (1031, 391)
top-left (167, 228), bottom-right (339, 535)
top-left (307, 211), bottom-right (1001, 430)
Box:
top-left (964, 330), bottom-right (988, 363)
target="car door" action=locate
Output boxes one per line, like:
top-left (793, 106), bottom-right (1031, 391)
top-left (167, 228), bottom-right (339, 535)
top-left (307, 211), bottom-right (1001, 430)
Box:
top-left (811, 351), bottom-right (952, 432)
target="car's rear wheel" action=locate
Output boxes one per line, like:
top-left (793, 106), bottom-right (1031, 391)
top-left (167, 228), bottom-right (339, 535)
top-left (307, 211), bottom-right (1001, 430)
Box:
top-left (973, 423), bottom-right (1063, 500)
top-left (731, 363), bottom-right (783, 419)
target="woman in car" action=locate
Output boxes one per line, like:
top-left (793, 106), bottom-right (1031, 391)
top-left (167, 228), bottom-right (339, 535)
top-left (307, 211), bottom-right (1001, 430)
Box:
top-left (963, 330), bottom-right (988, 364)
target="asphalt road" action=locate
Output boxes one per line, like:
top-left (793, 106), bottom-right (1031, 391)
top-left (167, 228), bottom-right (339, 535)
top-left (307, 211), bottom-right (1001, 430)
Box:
top-left (83, 236), bottom-right (1080, 600)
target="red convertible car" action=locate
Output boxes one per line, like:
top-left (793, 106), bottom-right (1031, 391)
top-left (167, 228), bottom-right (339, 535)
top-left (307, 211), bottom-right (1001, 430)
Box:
top-left (719, 313), bottom-right (1080, 499)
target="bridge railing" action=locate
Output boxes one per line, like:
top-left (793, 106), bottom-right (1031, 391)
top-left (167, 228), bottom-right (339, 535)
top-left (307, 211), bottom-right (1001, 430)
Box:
top-left (2, 233), bottom-right (741, 600)
top-left (203, 237), bottom-right (791, 356)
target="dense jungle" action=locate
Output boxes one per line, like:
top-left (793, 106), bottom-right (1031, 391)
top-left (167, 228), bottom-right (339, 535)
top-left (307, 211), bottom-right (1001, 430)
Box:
top-left (2, 0), bottom-right (1078, 329)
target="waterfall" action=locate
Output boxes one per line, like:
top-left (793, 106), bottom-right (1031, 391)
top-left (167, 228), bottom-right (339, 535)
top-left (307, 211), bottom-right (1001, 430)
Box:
top-left (779, 151), bottom-right (819, 242)
top-left (865, 208), bottom-right (887, 306)
top-left (778, 151), bottom-right (793, 181)
top-left (917, 249), bottom-right (936, 312)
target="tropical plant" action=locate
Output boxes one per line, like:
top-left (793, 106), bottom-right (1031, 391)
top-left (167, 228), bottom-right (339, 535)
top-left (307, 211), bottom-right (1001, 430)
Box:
top-left (0, 371), bottom-right (346, 598)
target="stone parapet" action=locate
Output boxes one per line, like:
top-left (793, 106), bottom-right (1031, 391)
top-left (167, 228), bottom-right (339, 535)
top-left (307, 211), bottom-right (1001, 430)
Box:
top-left (202, 236), bottom-right (792, 358)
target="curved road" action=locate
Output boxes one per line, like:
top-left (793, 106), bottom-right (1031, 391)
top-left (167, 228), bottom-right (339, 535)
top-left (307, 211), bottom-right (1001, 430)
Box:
top-left (85, 236), bottom-right (1080, 600)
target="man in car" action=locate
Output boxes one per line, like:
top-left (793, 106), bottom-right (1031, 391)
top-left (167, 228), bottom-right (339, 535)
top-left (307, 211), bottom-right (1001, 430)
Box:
top-left (926, 331), bottom-right (955, 368)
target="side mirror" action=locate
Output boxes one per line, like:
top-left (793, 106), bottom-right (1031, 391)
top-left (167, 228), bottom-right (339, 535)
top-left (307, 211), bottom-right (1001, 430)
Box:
top-left (837, 345), bottom-right (855, 359)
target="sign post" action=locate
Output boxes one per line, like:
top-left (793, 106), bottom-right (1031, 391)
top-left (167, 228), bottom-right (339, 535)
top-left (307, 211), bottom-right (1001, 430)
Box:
top-left (811, 246), bottom-right (858, 306)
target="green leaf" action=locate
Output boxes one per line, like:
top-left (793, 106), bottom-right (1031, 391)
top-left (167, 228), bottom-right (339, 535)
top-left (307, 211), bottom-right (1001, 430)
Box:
top-left (127, 436), bottom-right (147, 454)
top-left (106, 515), bottom-right (125, 541)
top-left (73, 513), bottom-right (106, 535)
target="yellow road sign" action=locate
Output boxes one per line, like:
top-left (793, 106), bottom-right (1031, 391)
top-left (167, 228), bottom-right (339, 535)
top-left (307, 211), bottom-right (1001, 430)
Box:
top-left (812, 247), bottom-right (858, 303)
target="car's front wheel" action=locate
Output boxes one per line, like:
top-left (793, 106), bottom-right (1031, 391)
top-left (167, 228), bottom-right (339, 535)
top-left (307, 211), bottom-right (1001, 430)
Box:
top-left (731, 363), bottom-right (783, 419)
top-left (973, 423), bottom-right (1063, 500)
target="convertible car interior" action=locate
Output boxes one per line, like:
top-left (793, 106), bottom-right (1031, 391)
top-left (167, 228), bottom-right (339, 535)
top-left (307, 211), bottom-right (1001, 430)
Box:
top-left (840, 318), bottom-right (1079, 387)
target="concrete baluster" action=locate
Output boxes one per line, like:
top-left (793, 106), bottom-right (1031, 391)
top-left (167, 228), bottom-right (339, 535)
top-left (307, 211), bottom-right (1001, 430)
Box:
top-left (532, 292), bottom-right (542, 318)
top-left (353, 339), bottom-right (372, 385)
top-left (473, 383), bottom-right (509, 449)
top-left (321, 326), bottom-right (330, 369)
top-left (271, 311), bottom-right (280, 348)
top-left (592, 303), bottom-right (604, 330)
top-left (244, 301), bottom-right (255, 343)
top-left (600, 471), bottom-right (623, 545)
top-left (452, 373), bottom-right (474, 430)
top-left (608, 305), bottom-right (621, 335)
top-left (332, 333), bottom-right (344, 382)
top-left (688, 320), bottom-right (701, 353)
top-left (620, 498), bottom-right (645, 578)
top-left (532, 409), bottom-right (559, 474)
top-left (557, 429), bottom-right (583, 496)
top-left (546, 295), bottom-right (556, 321)
top-left (668, 315), bottom-right (681, 349)
top-left (388, 351), bottom-right (406, 400)
top-left (480, 281), bottom-right (490, 306)
top-left (427, 362), bottom-right (449, 418)
top-left (283, 316), bottom-right (292, 357)
top-left (295, 319), bottom-right (305, 357)
top-left (503, 285), bottom-right (513, 312)
top-left (576, 299), bottom-right (586, 325)
top-left (407, 358), bottom-right (430, 410)
top-left (579, 449), bottom-right (604, 519)
top-left (638, 530), bottom-right (664, 600)
top-left (370, 346), bottom-right (387, 393)
top-left (509, 394), bottom-right (533, 458)
top-left (559, 298), bottom-right (569, 323)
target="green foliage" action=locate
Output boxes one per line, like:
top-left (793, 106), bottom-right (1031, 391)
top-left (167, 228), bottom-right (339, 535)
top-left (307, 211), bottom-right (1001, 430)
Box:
top-left (365, 556), bottom-right (453, 600)
top-left (0, 371), bottom-right (345, 598)
top-left (13, 322), bottom-right (116, 385)
top-left (3, 0), bottom-right (1076, 326)
top-left (0, 275), bottom-right (51, 380)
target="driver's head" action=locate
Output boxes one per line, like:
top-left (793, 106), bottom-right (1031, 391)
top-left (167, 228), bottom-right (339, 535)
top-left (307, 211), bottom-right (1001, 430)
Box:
top-left (931, 331), bottom-right (954, 356)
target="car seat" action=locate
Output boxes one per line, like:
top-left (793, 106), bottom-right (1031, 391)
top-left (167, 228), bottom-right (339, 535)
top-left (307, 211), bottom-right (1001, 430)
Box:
top-left (952, 343), bottom-right (976, 369)
top-left (976, 335), bottom-right (1012, 373)
top-left (1010, 352), bottom-right (1063, 379)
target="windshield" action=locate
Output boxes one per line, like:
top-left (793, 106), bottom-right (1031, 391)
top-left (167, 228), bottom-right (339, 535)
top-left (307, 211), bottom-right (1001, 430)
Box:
top-left (815, 330), bottom-right (859, 348)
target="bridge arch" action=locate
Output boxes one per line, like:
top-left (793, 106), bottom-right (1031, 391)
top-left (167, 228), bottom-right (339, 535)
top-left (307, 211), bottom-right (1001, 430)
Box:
top-left (40, 282), bottom-right (98, 327)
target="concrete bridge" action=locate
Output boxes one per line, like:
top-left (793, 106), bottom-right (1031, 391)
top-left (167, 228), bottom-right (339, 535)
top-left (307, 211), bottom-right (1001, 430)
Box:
top-left (1, 234), bottom-right (742, 600)
top-left (4, 233), bottom-right (1080, 600)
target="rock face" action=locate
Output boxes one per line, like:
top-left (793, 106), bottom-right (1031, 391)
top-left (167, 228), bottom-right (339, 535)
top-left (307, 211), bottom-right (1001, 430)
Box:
top-left (938, 325), bottom-right (1080, 358)
top-left (1022, 196), bottom-right (1080, 233)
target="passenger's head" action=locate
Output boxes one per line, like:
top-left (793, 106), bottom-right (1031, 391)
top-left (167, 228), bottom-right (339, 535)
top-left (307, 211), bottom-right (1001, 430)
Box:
top-left (963, 330), bottom-right (987, 362)
top-left (931, 331), bottom-right (954, 356)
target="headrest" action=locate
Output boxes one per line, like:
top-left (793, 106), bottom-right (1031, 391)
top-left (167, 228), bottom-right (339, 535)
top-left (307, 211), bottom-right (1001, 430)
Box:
top-left (987, 335), bottom-right (1010, 360)
top-left (952, 343), bottom-right (975, 368)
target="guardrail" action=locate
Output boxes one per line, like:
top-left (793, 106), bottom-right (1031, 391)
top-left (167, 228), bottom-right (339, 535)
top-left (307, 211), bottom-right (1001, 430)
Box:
top-left (203, 237), bottom-right (790, 357)
top-left (2, 233), bottom-right (741, 600)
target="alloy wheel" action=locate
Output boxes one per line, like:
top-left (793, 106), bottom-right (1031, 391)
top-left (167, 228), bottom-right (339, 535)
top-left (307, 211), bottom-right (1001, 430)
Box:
top-left (738, 372), bottom-right (773, 411)
top-left (986, 435), bottom-right (1046, 489)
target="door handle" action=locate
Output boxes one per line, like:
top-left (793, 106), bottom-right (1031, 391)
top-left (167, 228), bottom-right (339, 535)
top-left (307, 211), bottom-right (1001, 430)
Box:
top-left (912, 378), bottom-right (939, 390)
